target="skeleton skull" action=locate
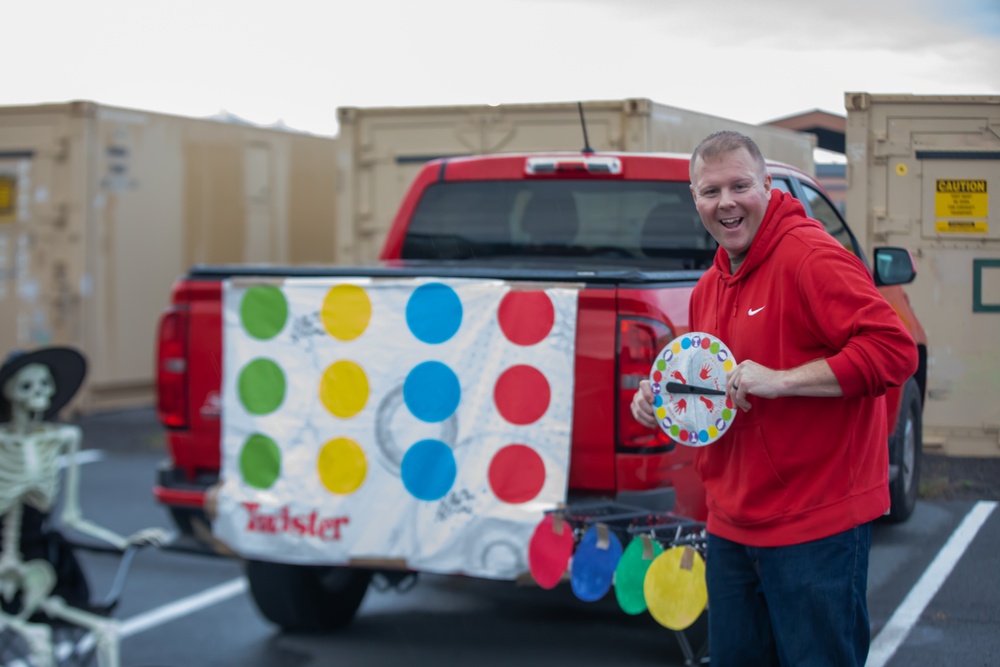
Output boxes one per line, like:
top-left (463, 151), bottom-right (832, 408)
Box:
top-left (3, 363), bottom-right (55, 417)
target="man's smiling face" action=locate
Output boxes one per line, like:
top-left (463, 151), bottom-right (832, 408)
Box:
top-left (690, 147), bottom-right (772, 272)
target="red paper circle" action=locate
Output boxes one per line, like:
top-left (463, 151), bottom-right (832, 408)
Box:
top-left (528, 514), bottom-right (575, 589)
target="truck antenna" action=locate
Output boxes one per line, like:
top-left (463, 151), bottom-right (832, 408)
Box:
top-left (578, 102), bottom-right (595, 154)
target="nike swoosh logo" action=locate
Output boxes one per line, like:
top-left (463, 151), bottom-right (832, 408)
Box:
top-left (748, 306), bottom-right (765, 316)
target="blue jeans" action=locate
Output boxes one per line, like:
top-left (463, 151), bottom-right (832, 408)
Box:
top-left (705, 524), bottom-right (872, 667)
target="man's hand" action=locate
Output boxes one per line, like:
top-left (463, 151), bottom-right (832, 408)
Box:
top-left (726, 360), bottom-right (776, 411)
top-left (630, 380), bottom-right (658, 429)
top-left (727, 358), bottom-right (842, 411)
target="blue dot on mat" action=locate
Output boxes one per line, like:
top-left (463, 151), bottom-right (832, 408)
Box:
top-left (406, 283), bottom-right (463, 344)
top-left (699, 430), bottom-right (709, 442)
top-left (401, 439), bottom-right (457, 501)
top-left (404, 361), bottom-right (460, 423)
top-left (681, 337), bottom-right (692, 349)
top-left (653, 395), bottom-right (663, 408)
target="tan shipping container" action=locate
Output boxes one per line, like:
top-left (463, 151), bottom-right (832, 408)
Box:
top-left (845, 92), bottom-right (1000, 456)
top-left (335, 98), bottom-right (816, 263)
top-left (0, 101), bottom-right (338, 413)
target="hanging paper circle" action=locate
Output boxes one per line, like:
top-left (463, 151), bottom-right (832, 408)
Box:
top-left (527, 514), bottom-right (575, 589)
top-left (643, 545), bottom-right (708, 630)
top-left (614, 535), bottom-right (664, 615)
top-left (570, 524), bottom-right (623, 602)
top-left (649, 331), bottom-right (738, 447)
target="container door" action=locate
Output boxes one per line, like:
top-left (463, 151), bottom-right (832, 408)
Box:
top-left (0, 117), bottom-right (76, 357)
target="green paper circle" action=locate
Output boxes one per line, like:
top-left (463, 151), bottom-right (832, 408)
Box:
top-left (238, 358), bottom-right (286, 415)
top-left (240, 433), bottom-right (281, 489)
top-left (240, 286), bottom-right (288, 340)
top-left (614, 537), bottom-right (665, 615)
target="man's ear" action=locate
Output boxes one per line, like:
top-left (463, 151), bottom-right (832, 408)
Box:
top-left (763, 173), bottom-right (772, 193)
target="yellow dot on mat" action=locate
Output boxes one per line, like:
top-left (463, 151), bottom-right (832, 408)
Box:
top-left (317, 437), bottom-right (367, 495)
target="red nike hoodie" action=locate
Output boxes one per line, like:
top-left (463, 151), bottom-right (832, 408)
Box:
top-left (690, 190), bottom-right (918, 547)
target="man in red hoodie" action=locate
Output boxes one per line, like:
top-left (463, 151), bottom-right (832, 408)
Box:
top-left (631, 131), bottom-right (918, 666)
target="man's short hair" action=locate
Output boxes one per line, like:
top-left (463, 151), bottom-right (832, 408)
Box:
top-left (690, 131), bottom-right (767, 180)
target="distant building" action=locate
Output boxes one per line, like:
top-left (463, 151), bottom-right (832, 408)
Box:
top-left (815, 163), bottom-right (846, 213)
top-left (763, 110), bottom-right (847, 212)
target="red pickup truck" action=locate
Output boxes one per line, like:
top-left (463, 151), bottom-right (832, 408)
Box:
top-left (153, 151), bottom-right (927, 632)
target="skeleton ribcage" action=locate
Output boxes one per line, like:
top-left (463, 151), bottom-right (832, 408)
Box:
top-left (0, 434), bottom-right (62, 514)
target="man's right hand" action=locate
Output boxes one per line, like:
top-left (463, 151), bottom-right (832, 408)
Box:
top-left (630, 380), bottom-right (658, 429)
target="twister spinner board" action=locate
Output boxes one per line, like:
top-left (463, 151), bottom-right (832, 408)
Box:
top-left (649, 332), bottom-right (737, 447)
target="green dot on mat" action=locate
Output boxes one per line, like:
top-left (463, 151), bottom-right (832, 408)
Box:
top-left (238, 358), bottom-right (286, 415)
top-left (240, 433), bottom-right (281, 489)
top-left (240, 286), bottom-right (288, 340)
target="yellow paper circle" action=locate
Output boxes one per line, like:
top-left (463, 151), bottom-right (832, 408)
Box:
top-left (643, 546), bottom-right (708, 630)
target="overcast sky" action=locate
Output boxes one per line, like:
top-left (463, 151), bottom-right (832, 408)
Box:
top-left (7, 0), bottom-right (1000, 138)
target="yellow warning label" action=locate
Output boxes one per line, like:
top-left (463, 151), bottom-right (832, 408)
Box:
top-left (0, 176), bottom-right (15, 220)
top-left (935, 179), bottom-right (988, 218)
top-left (935, 220), bottom-right (989, 234)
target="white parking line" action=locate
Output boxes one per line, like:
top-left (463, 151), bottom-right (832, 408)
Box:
top-left (867, 500), bottom-right (997, 667)
top-left (1, 578), bottom-right (249, 666)
top-left (58, 449), bottom-right (105, 468)
top-left (120, 577), bottom-right (248, 637)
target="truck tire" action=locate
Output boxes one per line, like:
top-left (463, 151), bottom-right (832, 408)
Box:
top-left (885, 377), bottom-right (922, 523)
top-left (244, 560), bottom-right (371, 634)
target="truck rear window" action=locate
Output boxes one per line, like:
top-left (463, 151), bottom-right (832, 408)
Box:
top-left (401, 180), bottom-right (716, 268)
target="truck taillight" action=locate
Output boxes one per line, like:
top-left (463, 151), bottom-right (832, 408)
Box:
top-left (617, 317), bottom-right (675, 450)
top-left (157, 306), bottom-right (189, 429)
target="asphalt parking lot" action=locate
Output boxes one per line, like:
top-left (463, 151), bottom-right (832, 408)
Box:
top-left (2, 406), bottom-right (995, 667)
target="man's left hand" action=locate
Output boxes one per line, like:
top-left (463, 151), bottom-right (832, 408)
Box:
top-left (727, 360), bottom-right (782, 411)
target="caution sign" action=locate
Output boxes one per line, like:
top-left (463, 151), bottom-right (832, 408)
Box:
top-left (935, 179), bottom-right (989, 234)
top-left (0, 175), bottom-right (16, 222)
top-left (935, 179), bottom-right (988, 218)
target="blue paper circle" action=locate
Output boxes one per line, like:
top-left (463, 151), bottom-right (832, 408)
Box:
top-left (570, 525), bottom-right (623, 602)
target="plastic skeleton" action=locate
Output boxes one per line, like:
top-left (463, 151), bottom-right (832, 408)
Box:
top-left (0, 363), bottom-right (171, 667)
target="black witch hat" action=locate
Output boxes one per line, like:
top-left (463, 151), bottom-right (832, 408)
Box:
top-left (0, 346), bottom-right (87, 423)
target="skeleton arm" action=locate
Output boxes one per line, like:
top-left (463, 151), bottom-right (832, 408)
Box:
top-left (57, 425), bottom-right (172, 550)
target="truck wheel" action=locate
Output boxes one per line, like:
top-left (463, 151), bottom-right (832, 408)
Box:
top-left (885, 378), bottom-right (922, 523)
top-left (244, 560), bottom-right (371, 633)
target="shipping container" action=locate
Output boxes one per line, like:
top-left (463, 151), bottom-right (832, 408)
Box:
top-left (335, 98), bottom-right (817, 263)
top-left (845, 92), bottom-right (1000, 456)
top-left (0, 101), bottom-right (338, 412)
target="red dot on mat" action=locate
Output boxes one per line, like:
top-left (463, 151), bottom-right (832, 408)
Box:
top-left (498, 291), bottom-right (555, 346)
top-left (489, 444), bottom-right (546, 504)
top-left (494, 365), bottom-right (550, 425)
